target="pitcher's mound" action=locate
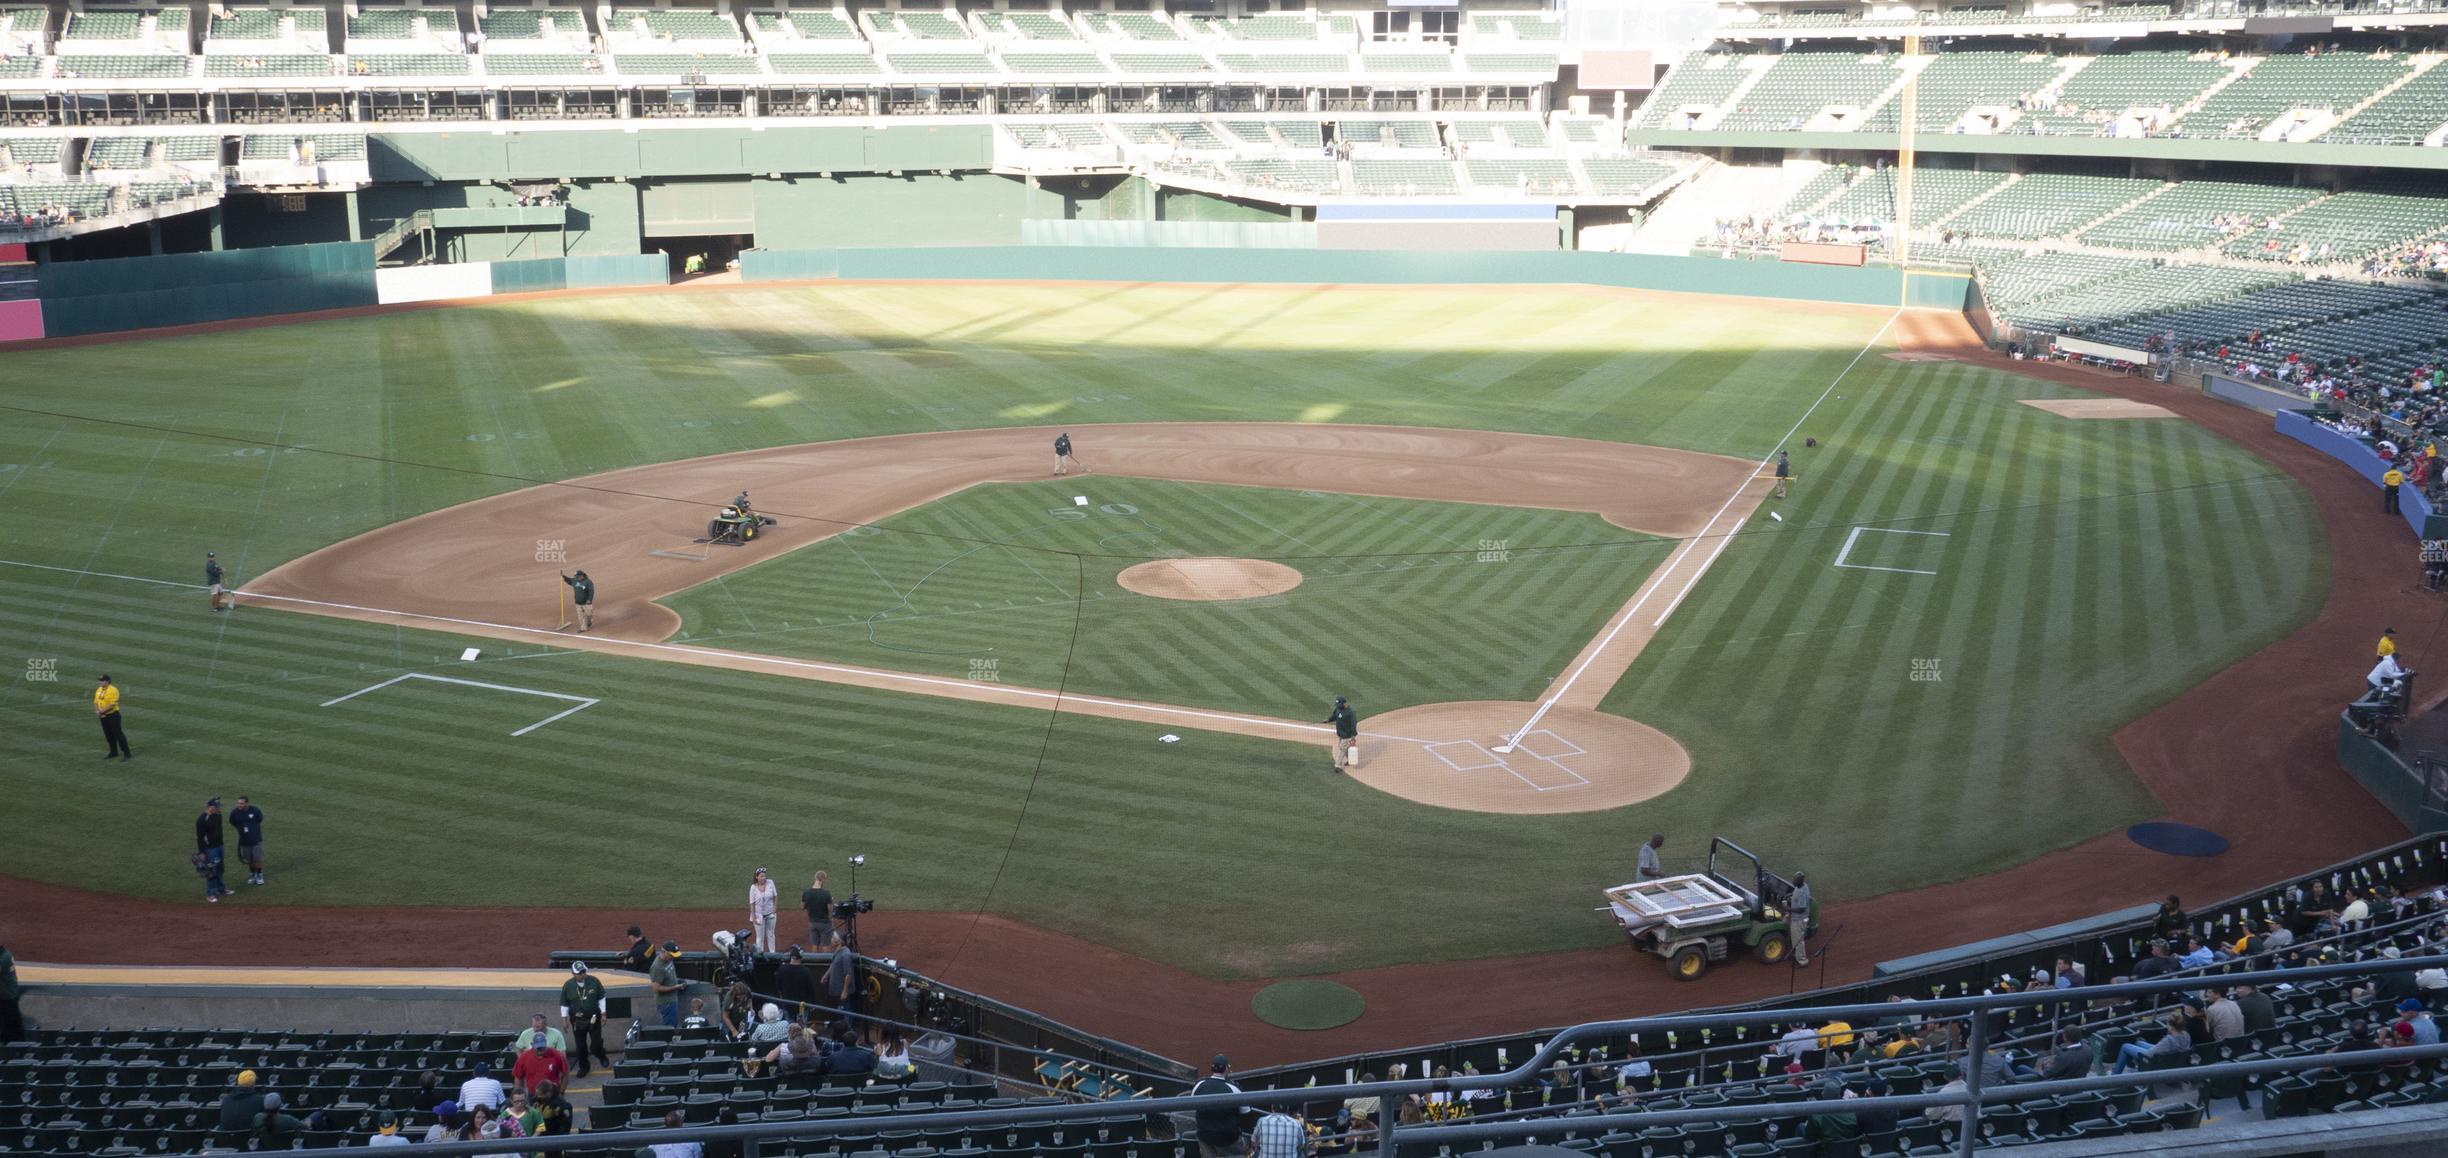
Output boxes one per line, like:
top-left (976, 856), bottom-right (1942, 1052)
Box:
top-left (1119, 557), bottom-right (1303, 602)
top-left (1351, 701), bottom-right (1691, 815)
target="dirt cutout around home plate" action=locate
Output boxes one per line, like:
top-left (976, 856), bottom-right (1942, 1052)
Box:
top-left (2019, 398), bottom-right (2177, 419)
top-left (1352, 701), bottom-right (1691, 815)
top-left (1118, 557), bottom-right (1303, 602)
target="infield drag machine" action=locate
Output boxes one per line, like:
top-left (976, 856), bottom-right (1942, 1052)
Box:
top-left (704, 493), bottom-right (778, 547)
top-left (1601, 836), bottom-right (1816, 981)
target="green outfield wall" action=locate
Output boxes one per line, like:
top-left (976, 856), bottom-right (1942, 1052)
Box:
top-left (35, 241), bottom-right (377, 338)
top-left (1624, 129), bottom-right (2448, 171)
top-left (739, 245), bottom-right (1970, 309)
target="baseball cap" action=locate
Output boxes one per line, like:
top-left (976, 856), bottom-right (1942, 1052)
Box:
top-left (663, 940), bottom-right (681, 953)
top-left (377, 1114), bottom-right (400, 1135)
top-left (1211, 1054), bottom-right (1230, 1071)
top-left (236, 1070), bottom-right (256, 1087)
top-left (263, 1093), bottom-right (283, 1111)
top-left (207, 797), bottom-right (221, 809)
top-left (435, 1100), bottom-right (462, 1124)
top-left (474, 1061), bottom-right (491, 1075)
top-left (570, 961), bottom-right (589, 975)
top-left (2402, 998), bottom-right (2427, 1013)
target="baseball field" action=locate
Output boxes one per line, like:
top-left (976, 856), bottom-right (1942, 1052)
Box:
top-left (0, 281), bottom-right (2324, 980)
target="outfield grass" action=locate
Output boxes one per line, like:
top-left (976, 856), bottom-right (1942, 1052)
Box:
top-left (0, 284), bottom-right (2324, 977)
top-left (659, 478), bottom-right (1662, 717)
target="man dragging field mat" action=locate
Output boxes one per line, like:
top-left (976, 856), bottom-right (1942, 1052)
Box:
top-left (561, 570), bottom-right (595, 632)
top-left (1324, 696), bottom-right (1359, 773)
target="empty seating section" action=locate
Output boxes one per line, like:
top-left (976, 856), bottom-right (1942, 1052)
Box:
top-left (351, 54), bottom-right (475, 75)
top-left (2178, 52), bottom-right (2410, 138)
top-left (2000, 262), bottom-right (2286, 332)
top-left (0, 56), bottom-right (35, 77)
top-left (889, 11), bottom-right (972, 40)
top-left (1942, 172), bottom-right (2161, 239)
top-left (1462, 53), bottom-right (1558, 73)
top-left (977, 12), bottom-right (1077, 40)
top-left (204, 54), bottom-right (334, 77)
top-left (2329, 64), bottom-right (2448, 145)
top-left (2090, 278), bottom-right (2439, 358)
top-left (1972, 251), bottom-right (2152, 317)
top-left (1218, 120), bottom-right (1271, 144)
top-left (1364, 53), bottom-right (1451, 73)
top-left (1778, 165), bottom-right (1858, 215)
top-left (1273, 121), bottom-right (1323, 149)
top-left (1465, 159), bottom-right (1575, 195)
top-left (0, 183), bottom-right (116, 221)
top-left (241, 132), bottom-right (366, 160)
top-left (1878, 50), bottom-right (2063, 132)
top-left (1000, 52), bottom-right (1103, 73)
top-left (1192, 13), bottom-right (1318, 40)
top-left (1581, 157), bottom-right (1679, 196)
top-left (208, 8), bottom-right (282, 40)
top-left (1472, 13), bottom-right (1564, 39)
top-left (1111, 52), bottom-right (1211, 73)
top-left (479, 9), bottom-right (545, 39)
top-left (1353, 158), bottom-right (1457, 195)
top-left (2018, 51), bottom-right (2229, 134)
top-left (1080, 12), bottom-right (1182, 40)
top-left (1820, 167), bottom-right (2008, 228)
top-left (2223, 181), bottom-right (2448, 262)
top-left (56, 54), bottom-right (193, 77)
top-left (484, 53), bottom-right (600, 74)
top-left (754, 10), bottom-right (859, 40)
top-left (64, 9), bottom-right (142, 39)
top-left (1715, 51), bottom-right (1899, 131)
top-left (1225, 157), bottom-right (1338, 192)
top-left (346, 10), bottom-right (417, 40)
top-left (2077, 180), bottom-right (2321, 251)
top-left (617, 7), bottom-right (739, 42)
top-left (1219, 53), bottom-right (1348, 73)
top-left (1335, 119), bottom-right (1438, 149)
top-left (616, 51), bottom-right (761, 74)
top-left (0, 136), bottom-right (61, 165)
top-left (84, 137), bottom-right (153, 167)
top-left (883, 51), bottom-right (995, 73)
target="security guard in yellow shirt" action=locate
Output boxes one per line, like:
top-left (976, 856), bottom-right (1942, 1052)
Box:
top-left (94, 673), bottom-right (131, 760)
top-left (2381, 628), bottom-right (2398, 659)
top-left (2385, 465), bottom-right (2407, 515)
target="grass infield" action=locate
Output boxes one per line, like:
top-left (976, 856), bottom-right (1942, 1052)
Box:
top-left (0, 283), bottom-right (2325, 978)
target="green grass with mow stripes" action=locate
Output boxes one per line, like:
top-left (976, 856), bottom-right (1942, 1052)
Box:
top-left (659, 478), bottom-right (1661, 717)
top-left (0, 283), bottom-right (2324, 977)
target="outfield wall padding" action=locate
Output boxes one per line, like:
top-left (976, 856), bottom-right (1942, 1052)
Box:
top-left (36, 242), bottom-right (378, 338)
top-left (375, 261), bottom-right (493, 305)
top-left (1019, 219), bottom-right (1317, 249)
top-left (739, 246), bottom-right (1965, 308)
top-left (565, 253), bottom-right (669, 289)
top-left (0, 297), bottom-right (44, 342)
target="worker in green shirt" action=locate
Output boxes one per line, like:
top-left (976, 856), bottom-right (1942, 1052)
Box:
top-left (559, 962), bottom-right (612, 1078)
top-left (0, 943), bottom-right (20, 1040)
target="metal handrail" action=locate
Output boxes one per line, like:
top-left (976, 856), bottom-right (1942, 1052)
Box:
top-left (282, 954), bottom-right (2448, 1157)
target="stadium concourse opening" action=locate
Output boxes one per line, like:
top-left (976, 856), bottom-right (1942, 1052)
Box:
top-left (654, 233), bottom-right (752, 281)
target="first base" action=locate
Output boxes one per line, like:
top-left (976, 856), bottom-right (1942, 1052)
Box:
top-left (1073, 496), bottom-right (1088, 506)
top-left (459, 647), bottom-right (482, 661)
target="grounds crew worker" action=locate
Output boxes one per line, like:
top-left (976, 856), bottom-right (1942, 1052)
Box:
top-left (95, 673), bottom-right (131, 761)
top-left (559, 962), bottom-right (612, 1078)
top-left (1323, 695), bottom-right (1359, 773)
top-left (561, 570), bottom-right (595, 633)
top-left (205, 551), bottom-right (230, 612)
top-left (1053, 432), bottom-right (1081, 476)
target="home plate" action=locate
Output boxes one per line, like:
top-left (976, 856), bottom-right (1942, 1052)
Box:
top-left (1074, 496), bottom-right (1088, 506)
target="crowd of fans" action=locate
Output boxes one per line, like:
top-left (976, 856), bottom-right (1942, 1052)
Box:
top-left (2364, 238), bottom-right (2448, 281)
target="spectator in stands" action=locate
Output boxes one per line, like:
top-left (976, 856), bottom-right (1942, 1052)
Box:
top-left (2178, 935), bottom-right (2217, 971)
top-left (2109, 1013), bottom-right (2191, 1075)
top-left (367, 1111), bottom-right (408, 1147)
top-left (421, 1101), bottom-right (462, 1144)
top-left (457, 1060), bottom-right (505, 1110)
top-left (529, 1080), bottom-right (574, 1139)
top-left (649, 1109), bottom-right (701, 1158)
top-left (2037, 1027), bottom-right (2093, 1082)
top-left (2234, 982), bottom-right (2278, 1034)
top-left (1191, 1054), bottom-right (1250, 1157)
top-left (1777, 1021), bottom-right (1819, 1059)
top-left (801, 872), bottom-right (836, 949)
top-left (514, 1012), bottom-right (563, 1054)
top-left (217, 1070), bottom-right (265, 1131)
top-left (561, 962), bottom-right (611, 1078)
top-left (2130, 939), bottom-right (2178, 981)
top-left (513, 1030), bottom-right (567, 1096)
top-left (875, 1029), bottom-right (916, 1080)
top-left (1853, 1077), bottom-right (1899, 1135)
top-left (621, 925), bottom-right (654, 973)
top-left (1251, 1109), bottom-right (1309, 1158)
top-left (254, 1092), bottom-right (305, 1147)
top-left (749, 1002), bottom-right (790, 1044)
top-left (761, 1023), bottom-right (822, 1076)
top-left (411, 1071), bottom-right (445, 1112)
top-left (2202, 988), bottom-right (2246, 1043)
top-left (683, 996), bottom-right (713, 1031)
top-left (2153, 895), bottom-right (2187, 939)
top-left (1799, 1081), bottom-right (1858, 1144)
top-left (721, 980), bottom-right (754, 1041)
top-left (0, 944), bottom-right (19, 1042)
top-left (825, 1023), bottom-right (876, 1077)
top-left (1924, 1065), bottom-right (1968, 1123)
top-left (651, 939), bottom-right (685, 1027)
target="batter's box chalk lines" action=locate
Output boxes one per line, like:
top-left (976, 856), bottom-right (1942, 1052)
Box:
top-left (321, 672), bottom-right (599, 738)
top-left (1427, 734), bottom-right (1590, 792)
top-left (1833, 526), bottom-right (1951, 576)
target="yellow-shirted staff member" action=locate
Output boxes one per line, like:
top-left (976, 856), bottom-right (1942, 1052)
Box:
top-left (2384, 464), bottom-right (2407, 515)
top-left (2381, 628), bottom-right (2398, 659)
top-left (94, 673), bottom-right (131, 761)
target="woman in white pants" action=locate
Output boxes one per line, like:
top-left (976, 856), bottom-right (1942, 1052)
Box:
top-left (748, 867), bottom-right (779, 953)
